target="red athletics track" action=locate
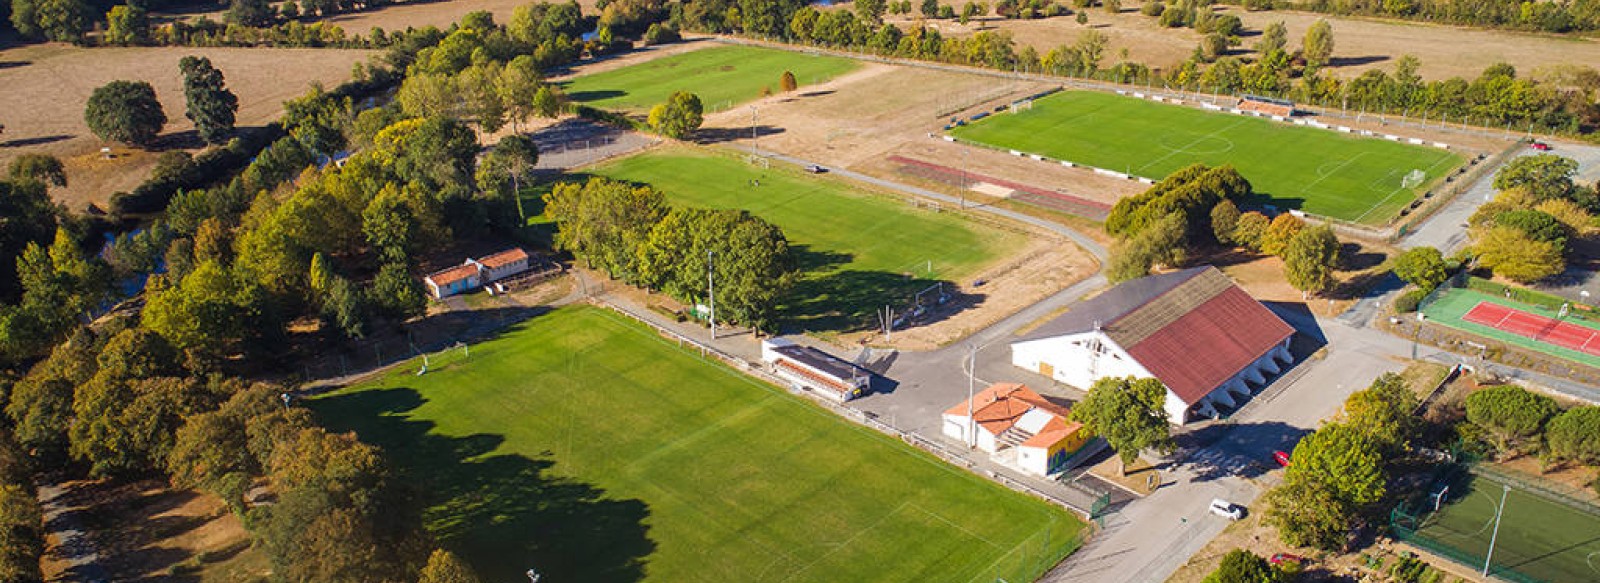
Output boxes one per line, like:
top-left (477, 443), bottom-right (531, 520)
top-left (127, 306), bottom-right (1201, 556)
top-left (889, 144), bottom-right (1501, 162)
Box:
top-left (1461, 301), bottom-right (1600, 357)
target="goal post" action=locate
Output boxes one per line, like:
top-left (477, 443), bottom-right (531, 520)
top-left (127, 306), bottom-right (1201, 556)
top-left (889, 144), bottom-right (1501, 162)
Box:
top-left (1402, 169), bottom-right (1427, 189)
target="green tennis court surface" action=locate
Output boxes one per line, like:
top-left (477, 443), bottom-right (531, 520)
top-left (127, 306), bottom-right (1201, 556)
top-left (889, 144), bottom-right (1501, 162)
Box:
top-left (1409, 472), bottom-right (1600, 582)
top-left (314, 306), bottom-right (1083, 582)
top-left (560, 44), bottom-right (858, 113)
top-left (1422, 287), bottom-right (1600, 369)
top-left (949, 91), bottom-right (1464, 224)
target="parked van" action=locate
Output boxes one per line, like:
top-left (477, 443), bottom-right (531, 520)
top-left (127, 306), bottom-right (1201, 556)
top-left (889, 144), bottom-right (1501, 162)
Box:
top-left (1209, 498), bottom-right (1244, 520)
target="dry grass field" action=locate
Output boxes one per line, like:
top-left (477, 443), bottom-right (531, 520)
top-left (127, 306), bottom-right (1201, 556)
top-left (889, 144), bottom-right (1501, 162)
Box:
top-left (886, 7), bottom-right (1600, 81)
top-left (0, 44), bottom-right (374, 210)
top-left (320, 0), bottom-right (602, 33)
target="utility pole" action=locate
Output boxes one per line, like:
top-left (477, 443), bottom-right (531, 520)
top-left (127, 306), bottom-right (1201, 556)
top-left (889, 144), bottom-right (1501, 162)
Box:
top-left (707, 249), bottom-right (716, 341)
top-left (1482, 483), bottom-right (1511, 578)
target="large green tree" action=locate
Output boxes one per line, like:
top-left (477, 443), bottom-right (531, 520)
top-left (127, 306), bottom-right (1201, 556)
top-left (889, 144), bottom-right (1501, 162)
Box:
top-left (1302, 19), bottom-right (1335, 68)
top-left (1465, 385), bottom-right (1560, 455)
top-left (11, 0), bottom-right (90, 42)
top-left (1393, 246), bottom-right (1447, 291)
top-left (1266, 422), bottom-right (1384, 550)
top-left (637, 207), bottom-right (797, 331)
top-left (1544, 406), bottom-right (1600, 466)
top-left (180, 56), bottom-right (240, 145)
top-left (648, 91), bottom-right (704, 140)
top-left (1492, 154), bottom-right (1578, 202)
top-left (7, 154), bottom-right (66, 188)
top-left (418, 549), bottom-right (481, 583)
top-left (1341, 373), bottom-right (1418, 454)
top-left (1069, 376), bottom-right (1174, 475)
top-left (0, 180), bottom-right (59, 303)
top-left (474, 134), bottom-right (540, 222)
top-left (544, 177), bottom-right (667, 282)
top-left (0, 482), bottom-right (44, 583)
top-left (104, 3), bottom-right (149, 45)
top-left (1203, 549), bottom-right (1281, 583)
top-left (1283, 225), bottom-right (1339, 294)
top-left (1475, 225), bottom-right (1564, 283)
top-left (84, 80), bottom-right (167, 147)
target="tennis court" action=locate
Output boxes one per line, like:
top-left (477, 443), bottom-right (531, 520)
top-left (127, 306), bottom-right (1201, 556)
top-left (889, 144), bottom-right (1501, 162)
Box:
top-left (1462, 302), bottom-right (1600, 357)
top-left (1421, 287), bottom-right (1600, 369)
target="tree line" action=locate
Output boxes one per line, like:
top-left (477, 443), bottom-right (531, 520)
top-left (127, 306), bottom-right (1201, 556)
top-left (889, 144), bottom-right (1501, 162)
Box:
top-left (1263, 0), bottom-right (1600, 34)
top-left (544, 176), bottom-right (798, 330)
top-left (662, 0), bottom-right (1599, 137)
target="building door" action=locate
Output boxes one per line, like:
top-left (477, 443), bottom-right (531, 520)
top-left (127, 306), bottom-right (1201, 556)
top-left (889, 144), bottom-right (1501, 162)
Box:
top-left (1038, 362), bottom-right (1054, 378)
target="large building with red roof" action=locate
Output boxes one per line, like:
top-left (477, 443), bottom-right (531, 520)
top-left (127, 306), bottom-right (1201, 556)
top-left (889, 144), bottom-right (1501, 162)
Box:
top-left (941, 383), bottom-right (1091, 477)
top-left (1010, 266), bottom-right (1295, 424)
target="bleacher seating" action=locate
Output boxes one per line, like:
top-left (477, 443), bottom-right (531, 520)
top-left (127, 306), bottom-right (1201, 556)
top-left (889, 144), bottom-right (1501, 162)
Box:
top-left (1237, 96), bottom-right (1295, 118)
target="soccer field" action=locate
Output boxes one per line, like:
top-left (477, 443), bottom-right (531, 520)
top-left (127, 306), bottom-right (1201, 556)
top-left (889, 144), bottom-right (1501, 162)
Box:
top-left (561, 45), bottom-right (858, 113)
top-left (591, 149), bottom-right (1025, 332)
top-left (314, 306), bottom-right (1085, 583)
top-left (1409, 472), bottom-right (1600, 582)
top-left (949, 91), bottom-right (1466, 224)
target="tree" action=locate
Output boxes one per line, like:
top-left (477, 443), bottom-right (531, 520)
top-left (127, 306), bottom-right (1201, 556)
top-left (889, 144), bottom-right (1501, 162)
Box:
top-left (11, 0), bottom-right (90, 42)
top-left (1108, 213), bottom-right (1186, 282)
top-left (647, 91), bottom-right (704, 139)
top-left (1104, 0), bottom-right (1121, 13)
top-left (105, 3), bottom-right (150, 45)
top-left (544, 177), bottom-right (667, 283)
top-left (496, 57), bottom-right (542, 132)
top-left (1393, 247), bottom-right (1447, 291)
top-left (921, 0), bottom-right (939, 17)
top-left (180, 56), bottom-right (240, 145)
top-left (0, 180), bottom-right (59, 303)
top-left (1199, 33), bottom-right (1227, 62)
top-left (1341, 373), bottom-right (1418, 454)
top-left (1545, 406), bottom-right (1600, 466)
top-left (1465, 385), bottom-right (1560, 455)
top-left (225, 0), bottom-right (274, 27)
top-left (1267, 422), bottom-right (1385, 550)
top-left (0, 483), bottom-right (44, 583)
top-left (1283, 225), bottom-right (1339, 294)
top-left (1492, 154), bottom-right (1577, 201)
top-left (780, 70), bottom-right (798, 92)
top-left (84, 80), bottom-right (167, 147)
top-left (1264, 476), bottom-right (1355, 550)
top-left (71, 375), bottom-right (207, 478)
top-left (475, 134), bottom-right (540, 222)
top-left (367, 262), bottom-right (427, 323)
top-left (1475, 226), bottom-right (1563, 283)
top-left (1232, 211), bottom-right (1270, 250)
top-left (1076, 11), bottom-right (1088, 25)
top-left (1203, 549), bottom-right (1280, 583)
top-left (856, 0), bottom-right (886, 22)
top-left (1211, 200), bottom-right (1242, 245)
top-left (1534, 198), bottom-right (1593, 235)
top-left (1494, 209), bottom-right (1567, 247)
top-left (4, 331), bottom-right (96, 462)
top-left (1069, 376), bottom-right (1174, 475)
top-left (532, 84), bottom-right (564, 118)
top-left (7, 154), bottom-right (66, 188)
top-left (418, 549), bottom-right (481, 583)
top-left (1302, 19), bottom-right (1335, 68)
top-left (1258, 213), bottom-right (1304, 256)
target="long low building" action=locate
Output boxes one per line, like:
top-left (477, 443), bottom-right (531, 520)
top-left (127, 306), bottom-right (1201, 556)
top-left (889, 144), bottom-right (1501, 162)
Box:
top-left (942, 382), bottom-right (1091, 477)
top-left (761, 339), bottom-right (869, 402)
top-left (1010, 266), bottom-right (1295, 424)
top-left (424, 248), bottom-right (533, 299)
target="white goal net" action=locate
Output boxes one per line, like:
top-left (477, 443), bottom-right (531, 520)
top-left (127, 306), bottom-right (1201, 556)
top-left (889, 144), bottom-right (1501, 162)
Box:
top-left (1402, 169), bottom-right (1427, 189)
top-left (1009, 100), bottom-right (1033, 114)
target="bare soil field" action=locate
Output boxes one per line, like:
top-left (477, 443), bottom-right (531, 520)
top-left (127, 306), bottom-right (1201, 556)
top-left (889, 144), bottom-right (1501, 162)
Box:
top-left (41, 479), bottom-right (267, 582)
top-left (320, 0), bottom-right (602, 33)
top-left (0, 44), bottom-right (374, 210)
top-left (887, 7), bottom-right (1600, 81)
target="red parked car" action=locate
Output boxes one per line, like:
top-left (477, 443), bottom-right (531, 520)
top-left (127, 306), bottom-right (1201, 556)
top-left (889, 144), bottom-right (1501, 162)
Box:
top-left (1270, 553), bottom-right (1305, 566)
top-left (1272, 450), bottom-right (1292, 467)
top-left (1530, 141), bottom-right (1552, 151)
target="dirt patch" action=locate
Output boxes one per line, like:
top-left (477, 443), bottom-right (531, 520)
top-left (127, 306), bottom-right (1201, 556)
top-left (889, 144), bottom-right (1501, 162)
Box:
top-left (0, 44), bottom-right (375, 211)
top-left (1165, 509), bottom-right (1443, 583)
top-left (41, 479), bottom-right (267, 582)
top-left (1209, 240), bottom-right (1394, 319)
top-left (856, 226), bottom-right (1097, 351)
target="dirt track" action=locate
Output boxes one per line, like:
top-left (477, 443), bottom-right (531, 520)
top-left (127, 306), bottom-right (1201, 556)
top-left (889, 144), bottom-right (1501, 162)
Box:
top-left (0, 44), bottom-right (374, 210)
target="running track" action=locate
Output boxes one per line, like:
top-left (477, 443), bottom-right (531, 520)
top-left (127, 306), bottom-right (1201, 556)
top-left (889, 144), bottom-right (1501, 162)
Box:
top-left (1462, 301), bottom-right (1600, 357)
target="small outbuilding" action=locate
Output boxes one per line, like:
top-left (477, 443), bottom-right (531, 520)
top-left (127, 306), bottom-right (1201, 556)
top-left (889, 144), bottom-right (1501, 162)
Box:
top-left (423, 247), bottom-right (536, 299)
top-left (942, 383), bottom-right (1091, 477)
top-left (424, 264), bottom-right (482, 300)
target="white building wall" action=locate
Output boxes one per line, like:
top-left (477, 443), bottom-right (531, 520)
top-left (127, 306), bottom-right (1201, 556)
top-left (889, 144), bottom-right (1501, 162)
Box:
top-left (1010, 332), bottom-right (1152, 390)
top-left (940, 413), bottom-right (998, 452)
top-left (1017, 445), bottom-right (1048, 476)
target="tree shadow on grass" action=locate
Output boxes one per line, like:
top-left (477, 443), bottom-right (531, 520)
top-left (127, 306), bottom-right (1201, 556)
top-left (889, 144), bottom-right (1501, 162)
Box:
top-left (312, 388), bottom-right (655, 583)
top-left (782, 269), bottom-right (966, 335)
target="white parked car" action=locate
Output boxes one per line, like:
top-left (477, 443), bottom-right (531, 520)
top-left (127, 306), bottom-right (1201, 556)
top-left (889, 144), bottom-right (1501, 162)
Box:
top-left (1209, 498), bottom-right (1244, 520)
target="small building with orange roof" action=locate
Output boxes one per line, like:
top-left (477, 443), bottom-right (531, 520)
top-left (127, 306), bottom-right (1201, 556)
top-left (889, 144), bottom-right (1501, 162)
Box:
top-left (477, 247), bottom-right (531, 282)
top-left (941, 382), bottom-right (1092, 477)
top-left (424, 263), bottom-right (482, 299)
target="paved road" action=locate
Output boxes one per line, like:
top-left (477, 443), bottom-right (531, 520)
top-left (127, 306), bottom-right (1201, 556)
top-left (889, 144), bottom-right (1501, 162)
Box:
top-left (1403, 141), bottom-right (1600, 254)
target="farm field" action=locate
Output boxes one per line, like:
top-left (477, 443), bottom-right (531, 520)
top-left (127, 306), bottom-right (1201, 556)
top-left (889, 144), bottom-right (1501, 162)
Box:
top-left (1404, 472), bottom-right (1600, 583)
top-left (589, 148), bottom-right (1027, 332)
top-left (559, 45), bottom-right (859, 113)
top-left (0, 44), bottom-right (375, 210)
top-left (950, 91), bottom-right (1465, 224)
top-left (313, 306), bottom-right (1085, 583)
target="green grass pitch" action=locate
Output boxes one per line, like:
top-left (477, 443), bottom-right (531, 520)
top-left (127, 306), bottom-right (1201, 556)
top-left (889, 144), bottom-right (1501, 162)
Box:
top-left (560, 45), bottom-right (858, 113)
top-left (589, 148), bottom-right (1026, 332)
top-left (949, 91), bottom-right (1466, 224)
top-left (313, 306), bottom-right (1085, 583)
top-left (1413, 473), bottom-right (1600, 582)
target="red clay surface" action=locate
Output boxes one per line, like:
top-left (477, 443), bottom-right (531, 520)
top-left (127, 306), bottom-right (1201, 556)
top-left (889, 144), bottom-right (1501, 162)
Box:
top-left (1462, 301), bottom-right (1600, 356)
top-left (887, 155), bottom-right (1112, 220)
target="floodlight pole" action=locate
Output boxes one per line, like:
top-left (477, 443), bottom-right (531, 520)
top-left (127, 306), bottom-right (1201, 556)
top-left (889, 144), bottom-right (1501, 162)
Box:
top-left (1482, 483), bottom-right (1511, 577)
top-left (707, 249), bottom-right (717, 341)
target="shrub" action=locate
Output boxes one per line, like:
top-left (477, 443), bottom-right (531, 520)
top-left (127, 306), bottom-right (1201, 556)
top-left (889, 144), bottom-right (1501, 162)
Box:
top-left (1140, 1), bottom-right (1163, 16)
top-left (1394, 288), bottom-right (1426, 313)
